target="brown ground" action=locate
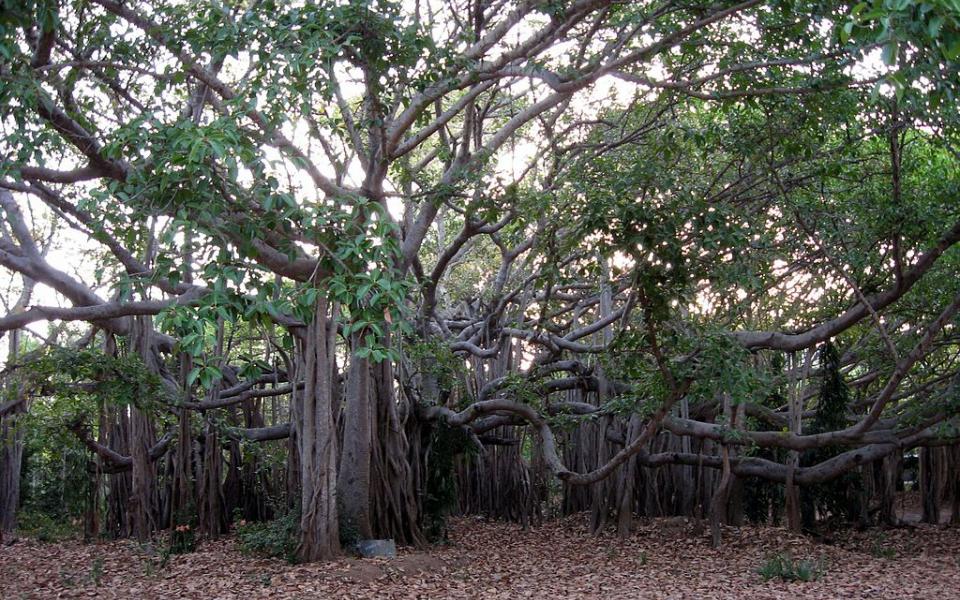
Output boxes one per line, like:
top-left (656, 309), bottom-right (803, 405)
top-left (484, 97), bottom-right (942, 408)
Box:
top-left (2, 514), bottom-right (959, 599)
top-left (897, 491), bottom-right (956, 524)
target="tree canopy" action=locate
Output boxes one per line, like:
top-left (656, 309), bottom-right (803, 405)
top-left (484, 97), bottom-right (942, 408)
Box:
top-left (1, 0), bottom-right (959, 562)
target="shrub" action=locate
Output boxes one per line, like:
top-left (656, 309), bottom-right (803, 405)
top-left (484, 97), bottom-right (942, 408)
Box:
top-left (17, 510), bottom-right (80, 542)
top-left (167, 507), bottom-right (198, 555)
top-left (869, 533), bottom-right (896, 559)
top-left (236, 511), bottom-right (299, 563)
top-left (758, 552), bottom-right (825, 582)
top-left (422, 423), bottom-right (474, 542)
top-left (169, 523), bottom-right (197, 555)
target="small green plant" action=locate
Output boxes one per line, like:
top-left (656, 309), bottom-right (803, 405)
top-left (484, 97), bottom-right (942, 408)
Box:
top-left (142, 557), bottom-right (157, 578)
top-left (169, 520), bottom-right (197, 555)
top-left (872, 545), bottom-right (897, 559)
top-left (638, 550), bottom-right (648, 566)
top-left (422, 423), bottom-right (475, 542)
top-left (89, 557), bottom-right (104, 587)
top-left (236, 511), bottom-right (299, 563)
top-left (758, 553), bottom-right (825, 582)
top-left (869, 533), bottom-right (897, 559)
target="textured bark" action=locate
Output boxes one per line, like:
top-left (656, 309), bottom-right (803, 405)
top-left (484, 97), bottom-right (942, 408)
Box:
top-left (876, 452), bottom-right (900, 525)
top-left (198, 415), bottom-right (225, 537)
top-left (129, 316), bottom-right (159, 541)
top-left (369, 351), bottom-right (426, 545)
top-left (0, 330), bottom-right (23, 534)
top-left (589, 412), bottom-right (614, 534)
top-left (240, 395), bottom-right (271, 521)
top-left (785, 351), bottom-right (807, 532)
top-left (710, 395), bottom-right (734, 548)
top-left (950, 444), bottom-right (960, 525)
top-left (129, 405), bottom-right (158, 541)
top-left (920, 446), bottom-right (940, 524)
top-left (337, 337), bottom-right (373, 539)
top-left (615, 415), bottom-right (641, 537)
top-left (170, 351), bottom-right (194, 534)
top-left (295, 298), bottom-right (340, 562)
top-left (0, 396), bottom-right (23, 534)
top-left (0, 276), bottom-right (36, 535)
top-left (103, 402), bottom-right (132, 538)
top-left (455, 338), bottom-right (545, 528)
top-left (710, 442), bottom-right (733, 548)
top-left (589, 277), bottom-right (616, 534)
top-left (726, 402), bottom-right (746, 527)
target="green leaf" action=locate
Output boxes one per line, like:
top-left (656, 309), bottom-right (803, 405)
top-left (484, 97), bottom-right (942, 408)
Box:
top-left (187, 366), bottom-right (201, 386)
top-left (928, 15), bottom-right (945, 38)
top-left (881, 41), bottom-right (898, 65)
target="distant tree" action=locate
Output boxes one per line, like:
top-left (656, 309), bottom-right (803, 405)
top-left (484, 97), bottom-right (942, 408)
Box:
top-left (1, 0), bottom-right (959, 558)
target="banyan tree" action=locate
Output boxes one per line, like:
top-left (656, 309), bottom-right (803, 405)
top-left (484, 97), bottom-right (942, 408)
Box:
top-left (1, 0), bottom-right (959, 561)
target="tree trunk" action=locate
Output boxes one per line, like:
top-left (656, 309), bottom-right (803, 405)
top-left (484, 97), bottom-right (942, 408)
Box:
top-left (337, 336), bottom-right (373, 540)
top-left (709, 395), bottom-right (734, 547)
top-left (198, 414), bottom-right (225, 537)
top-left (785, 351), bottom-right (807, 532)
top-left (1, 279), bottom-right (36, 536)
top-left (369, 350), bottom-right (426, 545)
top-left (948, 444), bottom-right (960, 525)
top-left (0, 398), bottom-right (24, 535)
top-left (295, 298), bottom-right (340, 562)
top-left (129, 316), bottom-right (160, 541)
top-left (103, 398), bottom-right (132, 538)
top-left (170, 231), bottom-right (195, 535)
top-left (920, 446), bottom-right (940, 524)
top-left (876, 452), bottom-right (900, 526)
top-left (726, 402), bottom-right (746, 527)
top-left (129, 406), bottom-right (158, 541)
top-left (615, 415), bottom-right (641, 537)
top-left (710, 442), bottom-right (733, 548)
top-left (0, 327), bottom-right (24, 534)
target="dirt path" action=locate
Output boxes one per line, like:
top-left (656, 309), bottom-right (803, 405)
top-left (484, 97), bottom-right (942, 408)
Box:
top-left (2, 516), bottom-right (959, 599)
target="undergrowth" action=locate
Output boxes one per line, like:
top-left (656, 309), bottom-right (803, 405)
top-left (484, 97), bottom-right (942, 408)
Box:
top-left (236, 510), bottom-right (299, 564)
top-left (17, 510), bottom-right (80, 542)
top-left (757, 552), bottom-right (826, 582)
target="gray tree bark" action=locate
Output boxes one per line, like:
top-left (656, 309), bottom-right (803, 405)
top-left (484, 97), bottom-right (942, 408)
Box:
top-left (295, 298), bottom-right (340, 562)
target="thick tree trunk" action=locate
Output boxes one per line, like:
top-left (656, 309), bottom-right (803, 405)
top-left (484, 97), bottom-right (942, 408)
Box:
top-left (589, 412), bottom-right (614, 534)
top-left (103, 399), bottom-right (132, 538)
top-left (709, 395), bottom-right (734, 547)
top-left (170, 406), bottom-right (193, 529)
top-left (169, 234), bottom-right (194, 535)
top-left (710, 443), bottom-right (733, 548)
top-left (129, 406), bottom-right (158, 541)
top-left (590, 277), bottom-right (615, 534)
top-left (128, 316), bottom-right (161, 541)
top-left (198, 415), bottom-right (225, 537)
top-left (369, 352), bottom-right (426, 545)
top-left (950, 444), bottom-right (960, 525)
top-left (1, 282), bottom-right (35, 536)
top-left (337, 337), bottom-right (373, 540)
top-left (0, 329), bottom-right (24, 535)
top-left (920, 446), bottom-right (940, 524)
top-left (295, 298), bottom-right (340, 562)
top-left (785, 352), bottom-right (806, 532)
top-left (876, 452), bottom-right (900, 526)
top-left (615, 415), bottom-right (641, 537)
top-left (0, 399), bottom-right (24, 535)
top-left (725, 402), bottom-right (746, 527)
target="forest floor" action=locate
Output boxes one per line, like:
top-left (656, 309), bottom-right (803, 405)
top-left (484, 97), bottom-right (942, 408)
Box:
top-left (2, 513), bottom-right (959, 599)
